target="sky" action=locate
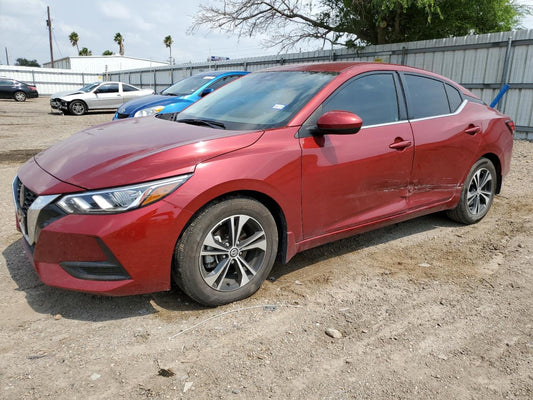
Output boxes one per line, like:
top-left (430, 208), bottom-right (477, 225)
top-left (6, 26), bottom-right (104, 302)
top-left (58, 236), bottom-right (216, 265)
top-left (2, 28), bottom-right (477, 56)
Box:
top-left (1, 0), bottom-right (533, 67)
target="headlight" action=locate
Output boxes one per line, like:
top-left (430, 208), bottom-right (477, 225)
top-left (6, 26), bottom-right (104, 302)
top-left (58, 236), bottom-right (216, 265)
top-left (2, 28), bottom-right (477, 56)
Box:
top-left (57, 175), bottom-right (191, 214)
top-left (134, 105), bottom-right (166, 118)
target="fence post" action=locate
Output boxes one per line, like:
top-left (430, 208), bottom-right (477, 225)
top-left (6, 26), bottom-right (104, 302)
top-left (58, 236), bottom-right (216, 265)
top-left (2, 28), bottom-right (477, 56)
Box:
top-left (498, 36), bottom-right (513, 111)
top-left (401, 47), bottom-right (407, 65)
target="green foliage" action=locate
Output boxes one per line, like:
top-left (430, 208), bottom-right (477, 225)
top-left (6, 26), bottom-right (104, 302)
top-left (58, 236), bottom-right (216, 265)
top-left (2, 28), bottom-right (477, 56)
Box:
top-left (15, 58), bottom-right (40, 67)
top-left (326, 0), bottom-right (522, 45)
top-left (78, 47), bottom-right (92, 56)
top-left (114, 33), bottom-right (125, 55)
top-left (102, 50), bottom-right (114, 56)
top-left (163, 35), bottom-right (173, 48)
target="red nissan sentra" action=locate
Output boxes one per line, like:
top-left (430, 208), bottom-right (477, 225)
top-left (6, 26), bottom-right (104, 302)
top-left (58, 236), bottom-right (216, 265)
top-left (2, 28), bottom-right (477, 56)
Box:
top-left (12, 62), bottom-right (514, 306)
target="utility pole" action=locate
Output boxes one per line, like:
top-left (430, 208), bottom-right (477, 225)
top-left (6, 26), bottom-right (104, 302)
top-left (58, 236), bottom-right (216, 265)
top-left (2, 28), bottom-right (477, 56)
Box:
top-left (4, 47), bottom-right (9, 65)
top-left (46, 6), bottom-right (54, 67)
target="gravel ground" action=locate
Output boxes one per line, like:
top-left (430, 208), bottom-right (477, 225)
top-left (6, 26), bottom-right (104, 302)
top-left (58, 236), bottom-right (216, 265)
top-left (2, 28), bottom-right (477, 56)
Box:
top-left (0, 97), bottom-right (532, 399)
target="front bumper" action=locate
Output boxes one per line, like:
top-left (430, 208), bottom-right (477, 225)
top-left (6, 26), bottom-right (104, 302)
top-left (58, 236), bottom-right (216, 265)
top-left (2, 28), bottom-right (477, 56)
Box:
top-left (13, 175), bottom-right (192, 296)
top-left (50, 98), bottom-right (61, 109)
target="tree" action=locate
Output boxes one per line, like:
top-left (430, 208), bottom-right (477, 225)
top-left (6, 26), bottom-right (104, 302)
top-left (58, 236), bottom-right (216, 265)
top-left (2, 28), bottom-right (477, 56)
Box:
top-left (114, 33), bottom-right (124, 56)
top-left (192, 0), bottom-right (526, 50)
top-left (78, 47), bottom-right (92, 56)
top-left (69, 32), bottom-right (80, 54)
top-left (102, 50), bottom-right (114, 56)
top-left (164, 35), bottom-right (174, 63)
top-left (15, 58), bottom-right (40, 67)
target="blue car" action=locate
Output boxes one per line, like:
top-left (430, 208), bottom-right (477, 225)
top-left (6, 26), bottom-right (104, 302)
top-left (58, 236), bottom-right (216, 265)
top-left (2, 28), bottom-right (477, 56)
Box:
top-left (113, 71), bottom-right (249, 119)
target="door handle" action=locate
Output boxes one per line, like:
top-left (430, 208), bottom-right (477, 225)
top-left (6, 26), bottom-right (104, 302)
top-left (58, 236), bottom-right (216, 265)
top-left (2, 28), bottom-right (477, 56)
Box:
top-left (465, 125), bottom-right (481, 135)
top-left (389, 139), bottom-right (412, 150)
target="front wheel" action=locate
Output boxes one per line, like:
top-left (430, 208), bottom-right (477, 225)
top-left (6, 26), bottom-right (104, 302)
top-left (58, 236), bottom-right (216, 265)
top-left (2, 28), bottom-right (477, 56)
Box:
top-left (14, 91), bottom-right (26, 102)
top-left (68, 100), bottom-right (87, 116)
top-left (447, 158), bottom-right (497, 224)
top-left (174, 198), bottom-right (278, 306)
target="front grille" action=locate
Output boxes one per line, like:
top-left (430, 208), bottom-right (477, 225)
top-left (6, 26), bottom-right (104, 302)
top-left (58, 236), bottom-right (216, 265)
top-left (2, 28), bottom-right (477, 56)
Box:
top-left (14, 177), bottom-right (38, 232)
top-left (116, 113), bottom-right (130, 119)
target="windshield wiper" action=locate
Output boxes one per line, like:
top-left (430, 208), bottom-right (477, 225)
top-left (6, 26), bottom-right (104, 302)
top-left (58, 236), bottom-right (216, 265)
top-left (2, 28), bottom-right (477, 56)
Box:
top-left (177, 118), bottom-right (226, 130)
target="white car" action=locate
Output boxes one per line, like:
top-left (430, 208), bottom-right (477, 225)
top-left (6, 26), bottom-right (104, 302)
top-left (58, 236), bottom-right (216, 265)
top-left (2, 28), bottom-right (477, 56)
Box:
top-left (50, 82), bottom-right (154, 116)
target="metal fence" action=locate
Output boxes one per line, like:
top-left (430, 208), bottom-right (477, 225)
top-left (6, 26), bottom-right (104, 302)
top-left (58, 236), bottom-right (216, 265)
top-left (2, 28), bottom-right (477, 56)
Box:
top-left (1, 29), bottom-right (532, 138)
top-left (108, 29), bottom-right (533, 139)
top-left (0, 65), bottom-right (101, 95)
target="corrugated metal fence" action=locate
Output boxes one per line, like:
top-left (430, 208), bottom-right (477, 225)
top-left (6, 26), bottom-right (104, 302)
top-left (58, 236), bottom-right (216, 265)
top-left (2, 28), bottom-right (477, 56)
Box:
top-left (109, 29), bottom-right (533, 139)
top-left (1, 29), bottom-right (532, 138)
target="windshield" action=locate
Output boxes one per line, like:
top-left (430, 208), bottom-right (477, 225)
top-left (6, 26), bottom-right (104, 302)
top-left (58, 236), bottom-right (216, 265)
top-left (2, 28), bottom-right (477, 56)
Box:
top-left (80, 82), bottom-right (100, 92)
top-left (162, 74), bottom-right (218, 96)
top-left (176, 71), bottom-right (336, 130)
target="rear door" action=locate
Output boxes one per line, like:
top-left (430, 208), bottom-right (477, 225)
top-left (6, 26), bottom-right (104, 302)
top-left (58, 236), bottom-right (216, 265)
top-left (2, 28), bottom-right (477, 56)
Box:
top-left (402, 73), bottom-right (483, 209)
top-left (300, 72), bottom-right (414, 239)
top-left (0, 79), bottom-right (14, 99)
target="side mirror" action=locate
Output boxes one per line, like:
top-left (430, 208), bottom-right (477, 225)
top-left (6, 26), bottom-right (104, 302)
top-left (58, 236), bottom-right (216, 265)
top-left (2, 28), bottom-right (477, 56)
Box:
top-left (316, 110), bottom-right (363, 135)
top-left (200, 88), bottom-right (214, 97)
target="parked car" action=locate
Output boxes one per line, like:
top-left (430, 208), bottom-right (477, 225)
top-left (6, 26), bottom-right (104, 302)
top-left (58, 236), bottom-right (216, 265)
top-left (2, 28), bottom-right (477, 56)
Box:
top-left (0, 78), bottom-right (38, 101)
top-left (13, 62), bottom-right (514, 306)
top-left (50, 82), bottom-right (154, 115)
top-left (113, 71), bottom-right (248, 120)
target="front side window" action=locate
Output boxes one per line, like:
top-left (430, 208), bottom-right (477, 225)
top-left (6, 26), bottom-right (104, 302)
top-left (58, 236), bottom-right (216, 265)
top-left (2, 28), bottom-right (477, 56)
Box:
top-left (404, 74), bottom-right (450, 119)
top-left (97, 83), bottom-right (119, 93)
top-left (206, 75), bottom-right (242, 91)
top-left (176, 71), bottom-right (336, 130)
top-left (321, 73), bottom-right (400, 126)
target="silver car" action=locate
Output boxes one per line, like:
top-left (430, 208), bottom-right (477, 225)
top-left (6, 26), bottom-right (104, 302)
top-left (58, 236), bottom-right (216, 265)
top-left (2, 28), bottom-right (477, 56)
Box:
top-left (50, 82), bottom-right (154, 116)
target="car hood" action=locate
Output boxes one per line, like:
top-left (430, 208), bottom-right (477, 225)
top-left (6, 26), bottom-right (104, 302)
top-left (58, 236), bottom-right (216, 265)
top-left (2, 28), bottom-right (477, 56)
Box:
top-left (118, 94), bottom-right (187, 114)
top-left (50, 90), bottom-right (84, 99)
top-left (34, 116), bottom-right (263, 190)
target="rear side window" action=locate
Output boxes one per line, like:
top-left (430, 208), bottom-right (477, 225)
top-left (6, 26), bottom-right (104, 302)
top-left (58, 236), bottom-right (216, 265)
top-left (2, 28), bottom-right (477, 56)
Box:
top-left (322, 73), bottom-right (400, 126)
top-left (123, 84), bottom-right (138, 92)
top-left (445, 83), bottom-right (463, 112)
top-left (404, 74), bottom-right (450, 119)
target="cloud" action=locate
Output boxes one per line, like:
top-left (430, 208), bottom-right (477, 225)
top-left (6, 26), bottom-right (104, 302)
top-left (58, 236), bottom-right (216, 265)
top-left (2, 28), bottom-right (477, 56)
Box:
top-left (98, 1), bottom-right (154, 31)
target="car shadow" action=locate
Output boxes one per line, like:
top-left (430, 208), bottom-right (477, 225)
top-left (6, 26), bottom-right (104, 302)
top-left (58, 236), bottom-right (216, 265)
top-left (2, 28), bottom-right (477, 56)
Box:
top-left (3, 212), bottom-right (459, 322)
top-left (268, 212), bottom-right (460, 280)
top-left (2, 239), bottom-right (203, 322)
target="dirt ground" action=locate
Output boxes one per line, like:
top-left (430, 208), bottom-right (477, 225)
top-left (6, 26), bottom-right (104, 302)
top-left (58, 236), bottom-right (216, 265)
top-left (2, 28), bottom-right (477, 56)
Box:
top-left (0, 97), bottom-right (532, 400)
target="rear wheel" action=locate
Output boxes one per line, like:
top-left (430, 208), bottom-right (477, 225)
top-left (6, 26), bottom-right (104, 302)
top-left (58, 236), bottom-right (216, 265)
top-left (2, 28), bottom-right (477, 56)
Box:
top-left (69, 100), bottom-right (87, 116)
top-left (13, 91), bottom-right (26, 102)
top-left (447, 158), bottom-right (497, 224)
top-left (174, 198), bottom-right (278, 306)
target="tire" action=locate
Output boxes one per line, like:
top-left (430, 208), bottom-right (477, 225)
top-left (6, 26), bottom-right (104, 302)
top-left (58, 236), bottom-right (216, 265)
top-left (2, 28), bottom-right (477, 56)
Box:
top-left (68, 100), bottom-right (87, 116)
top-left (174, 197), bottom-right (278, 306)
top-left (447, 158), bottom-right (497, 224)
top-left (13, 91), bottom-right (26, 102)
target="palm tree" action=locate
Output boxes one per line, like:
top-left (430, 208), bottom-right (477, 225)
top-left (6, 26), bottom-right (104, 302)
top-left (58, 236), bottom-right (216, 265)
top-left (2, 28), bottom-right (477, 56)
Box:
top-left (69, 32), bottom-right (79, 54)
top-left (114, 33), bottom-right (124, 56)
top-left (164, 35), bottom-right (174, 64)
top-left (78, 47), bottom-right (92, 56)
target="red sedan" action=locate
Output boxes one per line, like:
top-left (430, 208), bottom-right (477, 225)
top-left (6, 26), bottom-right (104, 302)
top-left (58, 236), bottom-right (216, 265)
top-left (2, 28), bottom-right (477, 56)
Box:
top-left (13, 62), bottom-right (514, 306)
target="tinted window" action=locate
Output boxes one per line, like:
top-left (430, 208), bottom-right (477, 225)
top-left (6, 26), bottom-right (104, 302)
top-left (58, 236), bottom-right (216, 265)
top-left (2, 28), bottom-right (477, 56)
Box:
top-left (97, 83), bottom-right (119, 93)
top-left (405, 74), bottom-right (450, 119)
top-left (321, 73), bottom-right (399, 126)
top-left (445, 83), bottom-right (463, 112)
top-left (0, 79), bottom-right (11, 85)
top-left (207, 75), bottom-right (242, 91)
top-left (123, 84), bottom-right (138, 92)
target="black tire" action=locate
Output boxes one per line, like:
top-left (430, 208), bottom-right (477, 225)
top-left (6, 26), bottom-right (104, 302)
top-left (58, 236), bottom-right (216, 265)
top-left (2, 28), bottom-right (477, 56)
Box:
top-left (68, 100), bottom-right (87, 116)
top-left (447, 158), bottom-right (497, 224)
top-left (13, 91), bottom-right (26, 102)
top-left (174, 197), bottom-right (278, 306)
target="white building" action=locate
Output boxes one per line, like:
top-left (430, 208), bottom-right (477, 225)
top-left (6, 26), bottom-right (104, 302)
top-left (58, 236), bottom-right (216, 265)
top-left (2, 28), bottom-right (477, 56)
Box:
top-left (43, 55), bottom-right (168, 73)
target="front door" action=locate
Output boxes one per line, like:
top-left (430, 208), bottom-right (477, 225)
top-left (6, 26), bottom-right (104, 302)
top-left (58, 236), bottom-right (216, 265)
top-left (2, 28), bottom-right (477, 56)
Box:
top-left (300, 72), bottom-right (414, 239)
